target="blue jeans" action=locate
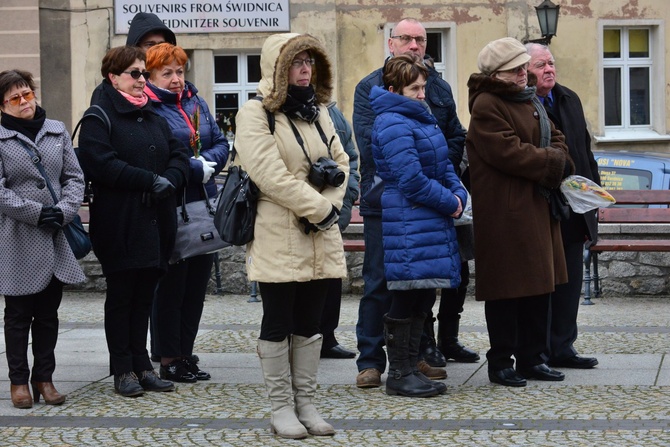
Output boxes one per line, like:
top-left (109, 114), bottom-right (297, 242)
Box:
top-left (355, 215), bottom-right (392, 373)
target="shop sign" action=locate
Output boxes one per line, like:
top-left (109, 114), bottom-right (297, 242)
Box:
top-left (115, 1), bottom-right (290, 34)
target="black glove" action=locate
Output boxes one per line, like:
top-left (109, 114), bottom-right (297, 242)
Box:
top-left (299, 217), bottom-right (320, 235)
top-left (38, 205), bottom-right (64, 230)
top-left (315, 206), bottom-right (340, 231)
top-left (150, 174), bottom-right (175, 200)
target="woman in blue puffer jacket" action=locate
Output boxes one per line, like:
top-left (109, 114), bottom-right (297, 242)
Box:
top-left (370, 53), bottom-right (467, 398)
top-left (145, 43), bottom-right (229, 383)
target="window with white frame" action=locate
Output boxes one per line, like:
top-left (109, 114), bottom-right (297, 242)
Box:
top-left (599, 22), bottom-right (666, 140)
top-left (213, 53), bottom-right (261, 141)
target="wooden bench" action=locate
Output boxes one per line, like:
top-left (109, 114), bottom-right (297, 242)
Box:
top-left (343, 205), bottom-right (365, 252)
top-left (583, 189), bottom-right (670, 304)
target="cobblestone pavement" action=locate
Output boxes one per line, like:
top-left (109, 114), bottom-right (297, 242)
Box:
top-left (0, 292), bottom-right (669, 446)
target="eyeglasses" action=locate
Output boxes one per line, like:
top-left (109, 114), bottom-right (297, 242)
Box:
top-left (291, 58), bottom-right (315, 68)
top-left (390, 35), bottom-right (427, 46)
top-left (3, 90), bottom-right (35, 107)
top-left (500, 64), bottom-right (528, 74)
top-left (122, 70), bottom-right (151, 80)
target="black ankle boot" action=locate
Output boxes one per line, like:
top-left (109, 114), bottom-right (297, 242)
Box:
top-left (420, 317), bottom-right (447, 367)
top-left (384, 315), bottom-right (440, 398)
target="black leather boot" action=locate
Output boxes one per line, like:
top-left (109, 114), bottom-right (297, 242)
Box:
top-left (384, 315), bottom-right (440, 398)
top-left (420, 316), bottom-right (447, 367)
top-left (437, 288), bottom-right (480, 363)
top-left (409, 314), bottom-right (446, 394)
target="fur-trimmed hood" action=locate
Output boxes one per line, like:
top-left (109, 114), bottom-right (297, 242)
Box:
top-left (258, 33), bottom-right (333, 112)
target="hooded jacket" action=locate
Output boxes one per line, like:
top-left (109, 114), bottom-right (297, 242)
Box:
top-left (466, 73), bottom-right (571, 301)
top-left (370, 85), bottom-right (466, 290)
top-left (125, 12), bottom-right (176, 46)
top-left (233, 33), bottom-right (349, 283)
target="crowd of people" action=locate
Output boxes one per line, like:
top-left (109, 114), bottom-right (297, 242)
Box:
top-left (0, 11), bottom-right (601, 440)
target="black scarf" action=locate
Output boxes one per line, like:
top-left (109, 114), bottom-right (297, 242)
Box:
top-left (1, 106), bottom-right (47, 142)
top-left (281, 85), bottom-right (320, 123)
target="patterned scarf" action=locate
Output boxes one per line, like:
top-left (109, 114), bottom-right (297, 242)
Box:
top-left (281, 85), bottom-right (320, 123)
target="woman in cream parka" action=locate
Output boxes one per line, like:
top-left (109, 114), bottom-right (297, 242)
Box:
top-left (233, 33), bottom-right (349, 439)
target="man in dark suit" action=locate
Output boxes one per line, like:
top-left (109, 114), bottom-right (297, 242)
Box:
top-left (526, 43), bottom-right (600, 369)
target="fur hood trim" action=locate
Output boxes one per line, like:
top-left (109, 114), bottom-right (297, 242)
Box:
top-left (258, 33), bottom-right (333, 112)
top-left (467, 72), bottom-right (525, 111)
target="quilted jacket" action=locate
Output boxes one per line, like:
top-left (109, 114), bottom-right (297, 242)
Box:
top-left (370, 85), bottom-right (466, 290)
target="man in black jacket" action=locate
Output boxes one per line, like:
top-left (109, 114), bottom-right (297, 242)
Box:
top-left (352, 18), bottom-right (477, 389)
top-left (526, 43), bottom-right (600, 369)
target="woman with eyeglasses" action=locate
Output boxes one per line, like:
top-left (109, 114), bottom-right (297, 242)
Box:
top-left (466, 37), bottom-right (573, 387)
top-left (144, 43), bottom-right (228, 384)
top-left (0, 69), bottom-right (86, 408)
top-left (77, 45), bottom-right (189, 397)
top-left (234, 33), bottom-right (349, 439)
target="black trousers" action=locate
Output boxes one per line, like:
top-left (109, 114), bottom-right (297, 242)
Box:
top-left (105, 268), bottom-right (161, 376)
top-left (484, 293), bottom-right (550, 371)
top-left (259, 280), bottom-right (329, 342)
top-left (320, 278), bottom-right (343, 350)
top-left (4, 276), bottom-right (63, 385)
top-left (152, 253), bottom-right (214, 358)
top-left (549, 241), bottom-right (584, 361)
top-left (388, 289), bottom-right (436, 320)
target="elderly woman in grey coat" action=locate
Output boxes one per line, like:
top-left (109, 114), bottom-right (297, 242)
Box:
top-left (0, 69), bottom-right (86, 409)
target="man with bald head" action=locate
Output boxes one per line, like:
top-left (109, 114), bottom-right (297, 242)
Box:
top-left (352, 18), bottom-right (477, 389)
top-left (525, 43), bottom-right (600, 370)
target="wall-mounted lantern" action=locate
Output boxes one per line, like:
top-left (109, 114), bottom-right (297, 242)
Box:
top-left (527, 0), bottom-right (560, 45)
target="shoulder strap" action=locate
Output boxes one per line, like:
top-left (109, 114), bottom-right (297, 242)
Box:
top-left (17, 139), bottom-right (59, 205)
top-left (71, 104), bottom-right (111, 142)
top-left (251, 96), bottom-right (274, 135)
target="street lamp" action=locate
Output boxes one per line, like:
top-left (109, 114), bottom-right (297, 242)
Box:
top-left (527, 0), bottom-right (560, 45)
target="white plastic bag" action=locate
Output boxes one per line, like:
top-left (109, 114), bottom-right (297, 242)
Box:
top-left (454, 184), bottom-right (473, 226)
top-left (560, 175), bottom-right (616, 214)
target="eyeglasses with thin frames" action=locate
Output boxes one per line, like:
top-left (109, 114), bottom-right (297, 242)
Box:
top-left (291, 58), bottom-right (315, 69)
top-left (3, 90), bottom-right (35, 107)
top-left (390, 35), bottom-right (427, 46)
top-left (122, 70), bottom-right (151, 80)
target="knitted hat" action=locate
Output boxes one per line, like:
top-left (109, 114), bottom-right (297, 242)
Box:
top-left (477, 37), bottom-right (531, 75)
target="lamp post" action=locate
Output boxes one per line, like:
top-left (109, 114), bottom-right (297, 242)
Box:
top-left (527, 0), bottom-right (560, 45)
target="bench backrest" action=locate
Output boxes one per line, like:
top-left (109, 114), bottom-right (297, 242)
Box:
top-left (598, 190), bottom-right (670, 223)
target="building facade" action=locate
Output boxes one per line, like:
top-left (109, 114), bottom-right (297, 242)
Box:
top-left (1, 0), bottom-right (669, 154)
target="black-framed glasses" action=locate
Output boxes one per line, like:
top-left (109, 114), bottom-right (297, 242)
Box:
top-left (123, 70), bottom-right (151, 80)
top-left (390, 35), bottom-right (427, 46)
top-left (3, 90), bottom-right (35, 106)
top-left (291, 58), bottom-right (315, 68)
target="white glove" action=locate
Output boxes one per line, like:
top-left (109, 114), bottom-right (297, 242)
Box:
top-left (196, 156), bottom-right (217, 184)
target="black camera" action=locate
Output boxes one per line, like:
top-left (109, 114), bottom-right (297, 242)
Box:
top-left (308, 157), bottom-right (345, 188)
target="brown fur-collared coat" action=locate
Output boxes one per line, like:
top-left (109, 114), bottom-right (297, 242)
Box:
top-left (466, 73), bottom-right (572, 301)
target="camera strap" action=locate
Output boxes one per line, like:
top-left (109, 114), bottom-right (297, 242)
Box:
top-left (287, 117), bottom-right (335, 165)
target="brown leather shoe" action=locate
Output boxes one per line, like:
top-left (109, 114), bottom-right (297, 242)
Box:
top-left (356, 368), bottom-right (382, 388)
top-left (417, 360), bottom-right (447, 380)
top-left (11, 384), bottom-right (33, 409)
top-left (31, 381), bottom-right (66, 405)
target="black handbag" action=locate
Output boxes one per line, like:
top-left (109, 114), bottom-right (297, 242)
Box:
top-left (214, 150), bottom-right (259, 246)
top-left (18, 140), bottom-right (92, 259)
top-left (171, 185), bottom-right (229, 264)
top-left (549, 188), bottom-right (571, 221)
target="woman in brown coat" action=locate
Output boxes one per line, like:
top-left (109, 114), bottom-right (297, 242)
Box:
top-left (466, 37), bottom-right (573, 387)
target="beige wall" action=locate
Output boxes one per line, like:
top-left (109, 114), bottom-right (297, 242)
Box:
top-left (6, 1), bottom-right (670, 153)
